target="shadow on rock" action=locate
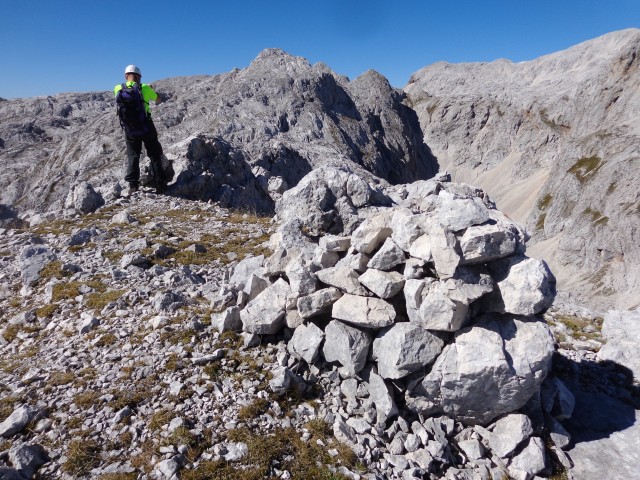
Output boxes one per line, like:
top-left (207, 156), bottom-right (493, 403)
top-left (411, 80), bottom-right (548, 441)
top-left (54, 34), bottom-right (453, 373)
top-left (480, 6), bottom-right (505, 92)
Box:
top-left (551, 352), bottom-right (640, 446)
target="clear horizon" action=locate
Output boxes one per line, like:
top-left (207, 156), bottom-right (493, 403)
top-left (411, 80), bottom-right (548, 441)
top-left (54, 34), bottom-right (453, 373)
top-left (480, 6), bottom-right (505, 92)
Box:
top-left (1, 0), bottom-right (639, 99)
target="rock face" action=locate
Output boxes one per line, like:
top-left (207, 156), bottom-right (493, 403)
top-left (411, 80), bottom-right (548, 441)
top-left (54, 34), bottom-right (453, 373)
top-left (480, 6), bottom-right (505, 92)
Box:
top-left (405, 28), bottom-right (640, 310)
top-left (0, 49), bottom-right (436, 216)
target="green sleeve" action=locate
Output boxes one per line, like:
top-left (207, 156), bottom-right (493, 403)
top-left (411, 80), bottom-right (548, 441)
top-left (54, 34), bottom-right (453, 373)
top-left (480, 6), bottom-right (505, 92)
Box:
top-left (113, 84), bottom-right (122, 96)
top-left (141, 84), bottom-right (158, 103)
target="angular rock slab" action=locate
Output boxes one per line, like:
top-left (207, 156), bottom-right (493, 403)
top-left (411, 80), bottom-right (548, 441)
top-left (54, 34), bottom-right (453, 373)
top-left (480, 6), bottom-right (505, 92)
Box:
top-left (316, 266), bottom-right (369, 296)
top-left (483, 256), bottom-right (556, 316)
top-left (288, 322), bottom-right (325, 364)
top-left (297, 287), bottom-right (342, 319)
top-left (19, 245), bottom-right (57, 287)
top-left (508, 437), bottom-right (546, 480)
top-left (436, 190), bottom-right (490, 232)
top-left (428, 223), bottom-right (460, 279)
top-left (322, 320), bottom-right (372, 375)
top-left (372, 322), bottom-right (444, 379)
top-left (358, 269), bottom-right (405, 299)
top-left (368, 237), bottom-right (406, 271)
top-left (459, 223), bottom-right (518, 265)
top-left (351, 210), bottom-right (393, 254)
top-left (332, 293), bottom-right (396, 328)
top-left (362, 367), bottom-right (399, 425)
top-left (410, 315), bottom-right (554, 425)
top-left (240, 278), bottom-right (290, 334)
top-left (486, 413), bottom-right (533, 458)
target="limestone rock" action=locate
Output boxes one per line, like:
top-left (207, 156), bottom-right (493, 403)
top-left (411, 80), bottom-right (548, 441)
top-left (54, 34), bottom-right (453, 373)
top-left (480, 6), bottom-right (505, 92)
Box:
top-left (508, 437), bottom-right (546, 480)
top-left (19, 245), bottom-right (56, 287)
top-left (351, 211), bottom-right (393, 254)
top-left (65, 181), bottom-right (104, 214)
top-left (483, 256), bottom-right (556, 315)
top-left (288, 322), bottom-right (325, 364)
top-left (367, 237), bottom-right (406, 271)
top-left (297, 287), bottom-right (342, 319)
top-left (240, 278), bottom-right (290, 334)
top-left (358, 269), bottom-right (405, 299)
top-left (316, 266), bottom-right (369, 296)
top-left (332, 293), bottom-right (396, 328)
top-left (8, 443), bottom-right (49, 479)
top-left (412, 315), bottom-right (554, 425)
top-left (372, 322), bottom-right (444, 379)
top-left (486, 414), bottom-right (534, 458)
top-left (0, 406), bottom-right (38, 438)
top-left (322, 320), bottom-right (372, 375)
top-left (459, 223), bottom-right (518, 265)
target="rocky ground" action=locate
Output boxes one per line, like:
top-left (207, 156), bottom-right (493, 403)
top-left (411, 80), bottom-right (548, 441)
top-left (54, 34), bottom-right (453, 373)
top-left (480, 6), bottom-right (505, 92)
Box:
top-left (0, 189), bottom-right (638, 480)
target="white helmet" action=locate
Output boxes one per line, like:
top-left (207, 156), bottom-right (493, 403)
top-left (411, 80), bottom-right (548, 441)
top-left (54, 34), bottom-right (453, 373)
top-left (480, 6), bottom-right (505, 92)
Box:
top-left (124, 64), bottom-right (142, 76)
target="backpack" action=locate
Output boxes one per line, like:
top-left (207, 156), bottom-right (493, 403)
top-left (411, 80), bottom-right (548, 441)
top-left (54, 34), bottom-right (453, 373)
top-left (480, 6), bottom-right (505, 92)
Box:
top-left (116, 83), bottom-right (150, 137)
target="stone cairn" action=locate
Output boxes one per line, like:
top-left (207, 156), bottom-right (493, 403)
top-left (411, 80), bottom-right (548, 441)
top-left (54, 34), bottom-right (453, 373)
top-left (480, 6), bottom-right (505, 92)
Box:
top-left (208, 169), bottom-right (563, 479)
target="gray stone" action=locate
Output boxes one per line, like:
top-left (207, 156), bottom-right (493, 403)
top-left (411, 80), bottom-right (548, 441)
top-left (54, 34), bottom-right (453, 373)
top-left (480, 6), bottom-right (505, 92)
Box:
top-left (597, 309), bottom-right (640, 380)
top-left (358, 269), bottom-right (405, 299)
top-left (0, 406), bottom-right (38, 438)
top-left (408, 234), bottom-right (432, 262)
top-left (390, 208), bottom-right (425, 252)
top-left (332, 293), bottom-right (396, 328)
top-left (211, 306), bottom-right (242, 332)
top-left (223, 442), bottom-right (248, 462)
top-left (459, 223), bottom-right (518, 265)
top-left (351, 211), bottom-right (393, 254)
top-left (428, 223), bottom-right (460, 279)
top-left (312, 247), bottom-right (340, 269)
top-left (229, 255), bottom-right (265, 289)
top-left (19, 245), bottom-right (56, 286)
top-left (437, 190), bottom-right (490, 232)
top-left (242, 274), bottom-right (269, 301)
top-left (297, 287), bottom-right (342, 319)
top-left (483, 256), bottom-right (556, 315)
top-left (240, 278), bottom-right (290, 334)
top-left (284, 256), bottom-right (317, 296)
top-left (404, 258), bottom-right (426, 279)
top-left (79, 313), bottom-right (100, 334)
top-left (411, 315), bottom-right (554, 425)
top-left (508, 437), bottom-right (546, 480)
top-left (322, 320), bottom-right (372, 375)
top-left (416, 280), bottom-right (470, 331)
top-left (368, 237), bottom-right (406, 271)
top-left (458, 439), bottom-right (485, 461)
top-left (487, 414), bottom-right (533, 458)
top-left (288, 322), bottom-right (325, 363)
top-left (111, 210), bottom-right (136, 224)
top-left (316, 266), bottom-right (369, 296)
top-left (372, 323), bottom-right (444, 379)
top-left (362, 367), bottom-right (398, 424)
top-left (404, 278), bottom-right (434, 323)
top-left (405, 448), bottom-right (435, 470)
top-left (319, 235), bottom-right (351, 252)
top-left (8, 443), bottom-right (49, 479)
top-left (65, 181), bottom-right (104, 214)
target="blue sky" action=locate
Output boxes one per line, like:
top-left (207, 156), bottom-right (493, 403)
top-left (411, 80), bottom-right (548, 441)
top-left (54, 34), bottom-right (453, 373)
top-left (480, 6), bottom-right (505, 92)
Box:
top-left (1, 0), bottom-right (639, 99)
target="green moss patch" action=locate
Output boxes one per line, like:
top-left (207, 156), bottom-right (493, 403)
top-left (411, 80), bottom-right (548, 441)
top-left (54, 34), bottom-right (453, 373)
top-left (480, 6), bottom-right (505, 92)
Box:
top-left (568, 156), bottom-right (603, 183)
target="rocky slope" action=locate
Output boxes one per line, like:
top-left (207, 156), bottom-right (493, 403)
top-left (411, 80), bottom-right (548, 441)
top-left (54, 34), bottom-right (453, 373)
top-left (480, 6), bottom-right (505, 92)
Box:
top-left (404, 28), bottom-right (640, 311)
top-left (3, 171), bottom-right (637, 479)
top-left (0, 49), bottom-right (436, 215)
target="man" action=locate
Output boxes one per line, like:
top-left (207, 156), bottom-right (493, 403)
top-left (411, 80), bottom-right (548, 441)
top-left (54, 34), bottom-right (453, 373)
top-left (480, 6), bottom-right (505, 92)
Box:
top-left (114, 64), bottom-right (166, 195)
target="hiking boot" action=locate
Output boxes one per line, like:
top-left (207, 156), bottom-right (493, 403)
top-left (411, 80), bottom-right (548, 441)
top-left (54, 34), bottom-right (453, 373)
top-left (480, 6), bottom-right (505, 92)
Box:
top-left (127, 185), bottom-right (139, 196)
top-left (155, 183), bottom-right (167, 195)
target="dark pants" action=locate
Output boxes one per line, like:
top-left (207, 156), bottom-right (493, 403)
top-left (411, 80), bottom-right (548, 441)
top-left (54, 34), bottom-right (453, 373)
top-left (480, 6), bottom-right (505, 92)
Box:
top-left (124, 120), bottom-right (164, 188)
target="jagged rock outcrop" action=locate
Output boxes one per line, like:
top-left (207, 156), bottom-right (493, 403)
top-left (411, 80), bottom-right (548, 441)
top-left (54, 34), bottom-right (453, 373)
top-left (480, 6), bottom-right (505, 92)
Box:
top-left (404, 28), bottom-right (640, 311)
top-left (0, 49), bottom-right (436, 216)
